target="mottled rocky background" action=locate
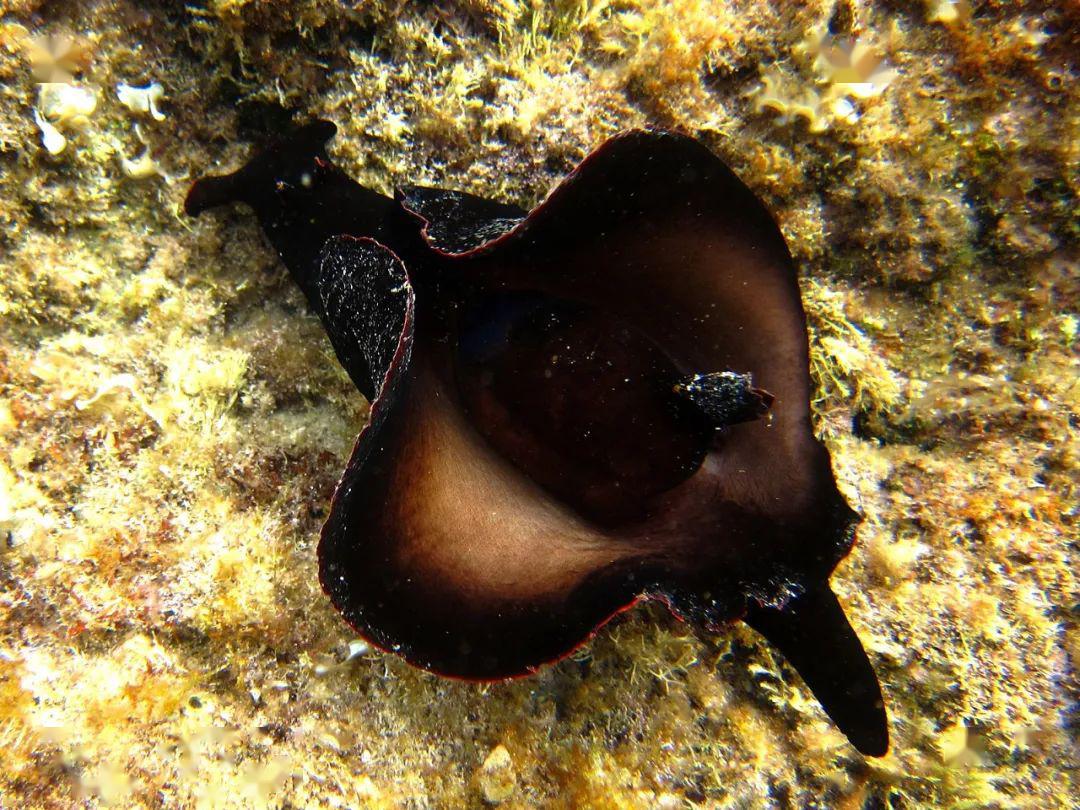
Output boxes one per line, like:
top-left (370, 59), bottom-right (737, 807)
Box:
top-left (0, 1), bottom-right (1076, 807)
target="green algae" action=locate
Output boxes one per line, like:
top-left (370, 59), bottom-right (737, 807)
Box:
top-left (0, 1), bottom-right (1076, 807)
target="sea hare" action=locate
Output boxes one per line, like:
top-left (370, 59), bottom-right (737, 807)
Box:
top-left (186, 121), bottom-right (889, 756)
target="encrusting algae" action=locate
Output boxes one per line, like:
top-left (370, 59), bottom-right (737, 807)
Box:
top-left (0, 1), bottom-right (1077, 808)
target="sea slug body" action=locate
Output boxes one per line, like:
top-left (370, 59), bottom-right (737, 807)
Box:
top-left (186, 121), bottom-right (889, 756)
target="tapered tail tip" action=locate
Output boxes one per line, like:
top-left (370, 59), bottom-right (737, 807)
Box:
top-left (744, 583), bottom-right (890, 757)
top-left (854, 712), bottom-right (890, 757)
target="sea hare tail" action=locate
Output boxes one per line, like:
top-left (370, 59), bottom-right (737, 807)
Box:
top-left (744, 584), bottom-right (889, 756)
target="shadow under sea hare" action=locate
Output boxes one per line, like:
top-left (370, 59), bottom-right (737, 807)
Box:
top-left (186, 121), bottom-right (889, 757)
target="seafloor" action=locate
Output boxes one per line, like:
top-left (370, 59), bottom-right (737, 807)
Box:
top-left (0, 1), bottom-right (1076, 808)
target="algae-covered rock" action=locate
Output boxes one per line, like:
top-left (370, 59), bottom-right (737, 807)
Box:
top-left (0, 1), bottom-right (1076, 807)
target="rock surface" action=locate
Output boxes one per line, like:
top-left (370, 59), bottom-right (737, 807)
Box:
top-left (0, 1), bottom-right (1076, 807)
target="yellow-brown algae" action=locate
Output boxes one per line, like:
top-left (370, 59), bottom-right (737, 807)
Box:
top-left (0, 2), bottom-right (1075, 807)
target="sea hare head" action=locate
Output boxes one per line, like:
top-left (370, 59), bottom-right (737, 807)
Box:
top-left (187, 124), bottom-right (888, 756)
top-left (185, 120), bottom-right (338, 218)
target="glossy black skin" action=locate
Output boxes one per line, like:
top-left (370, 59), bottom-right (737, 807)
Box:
top-left (187, 121), bottom-right (418, 400)
top-left (186, 121), bottom-right (889, 757)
